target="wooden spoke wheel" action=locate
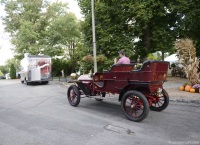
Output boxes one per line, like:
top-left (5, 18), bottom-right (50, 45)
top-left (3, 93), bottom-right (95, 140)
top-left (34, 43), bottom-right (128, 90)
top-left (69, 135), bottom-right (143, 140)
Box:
top-left (150, 89), bottom-right (169, 111)
top-left (67, 85), bottom-right (80, 107)
top-left (121, 90), bottom-right (149, 122)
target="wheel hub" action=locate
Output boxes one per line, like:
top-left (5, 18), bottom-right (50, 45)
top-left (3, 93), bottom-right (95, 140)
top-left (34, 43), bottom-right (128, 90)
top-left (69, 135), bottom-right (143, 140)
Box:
top-left (131, 104), bottom-right (135, 108)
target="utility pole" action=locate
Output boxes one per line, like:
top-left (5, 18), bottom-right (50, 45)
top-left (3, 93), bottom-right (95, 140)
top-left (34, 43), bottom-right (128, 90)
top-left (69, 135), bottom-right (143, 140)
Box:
top-left (91, 0), bottom-right (97, 73)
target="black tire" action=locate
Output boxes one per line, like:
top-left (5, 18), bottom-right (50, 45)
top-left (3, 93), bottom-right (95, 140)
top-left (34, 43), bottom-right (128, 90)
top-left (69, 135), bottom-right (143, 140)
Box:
top-left (67, 85), bottom-right (81, 107)
top-left (150, 89), bottom-right (169, 111)
top-left (95, 92), bottom-right (106, 101)
top-left (25, 78), bottom-right (29, 85)
top-left (121, 90), bottom-right (149, 122)
top-left (26, 80), bottom-right (29, 85)
top-left (42, 81), bottom-right (49, 85)
top-left (21, 80), bottom-right (24, 84)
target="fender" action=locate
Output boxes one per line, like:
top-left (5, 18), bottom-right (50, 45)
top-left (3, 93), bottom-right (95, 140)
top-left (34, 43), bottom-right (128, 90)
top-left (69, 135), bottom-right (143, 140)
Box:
top-left (118, 82), bottom-right (149, 101)
top-left (76, 81), bottom-right (91, 96)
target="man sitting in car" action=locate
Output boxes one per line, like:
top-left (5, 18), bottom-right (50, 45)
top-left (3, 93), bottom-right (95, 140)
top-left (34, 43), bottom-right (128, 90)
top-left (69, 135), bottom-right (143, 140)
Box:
top-left (114, 50), bottom-right (130, 64)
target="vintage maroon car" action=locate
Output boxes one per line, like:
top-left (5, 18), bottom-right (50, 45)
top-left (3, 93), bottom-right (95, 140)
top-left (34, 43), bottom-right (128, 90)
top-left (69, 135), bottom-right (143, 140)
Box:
top-left (67, 60), bottom-right (169, 122)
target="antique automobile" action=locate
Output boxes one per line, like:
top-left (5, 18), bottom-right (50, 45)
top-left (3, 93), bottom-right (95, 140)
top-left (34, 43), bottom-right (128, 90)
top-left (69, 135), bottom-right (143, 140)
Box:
top-left (67, 60), bottom-right (169, 122)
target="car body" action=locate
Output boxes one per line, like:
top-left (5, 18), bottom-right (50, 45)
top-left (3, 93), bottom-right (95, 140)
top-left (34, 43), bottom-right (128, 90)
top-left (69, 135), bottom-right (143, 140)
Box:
top-left (67, 60), bottom-right (169, 122)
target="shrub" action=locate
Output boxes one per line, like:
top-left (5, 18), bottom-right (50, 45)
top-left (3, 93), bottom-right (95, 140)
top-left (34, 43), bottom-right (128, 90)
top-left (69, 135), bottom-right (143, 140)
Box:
top-left (0, 70), bottom-right (3, 76)
top-left (10, 64), bottom-right (16, 79)
top-left (52, 59), bottom-right (76, 77)
top-left (80, 54), bottom-right (108, 74)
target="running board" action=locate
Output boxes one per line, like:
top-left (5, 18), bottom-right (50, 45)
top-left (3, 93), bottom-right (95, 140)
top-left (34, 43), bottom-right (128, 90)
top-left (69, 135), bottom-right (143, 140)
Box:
top-left (80, 95), bottom-right (118, 101)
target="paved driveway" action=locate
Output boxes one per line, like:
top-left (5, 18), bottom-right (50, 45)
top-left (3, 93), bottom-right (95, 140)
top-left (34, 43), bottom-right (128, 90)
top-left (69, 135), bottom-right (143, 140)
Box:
top-left (0, 79), bottom-right (199, 145)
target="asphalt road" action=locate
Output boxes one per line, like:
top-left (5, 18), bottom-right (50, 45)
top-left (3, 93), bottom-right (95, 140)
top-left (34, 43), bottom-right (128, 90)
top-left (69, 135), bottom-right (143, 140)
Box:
top-left (0, 80), bottom-right (200, 145)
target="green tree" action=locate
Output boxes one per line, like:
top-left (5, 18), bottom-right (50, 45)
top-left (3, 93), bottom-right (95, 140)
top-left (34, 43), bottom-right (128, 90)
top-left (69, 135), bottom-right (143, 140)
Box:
top-left (45, 13), bottom-right (82, 72)
top-left (78, 0), bottom-right (182, 61)
top-left (0, 70), bottom-right (4, 76)
top-left (173, 0), bottom-right (200, 57)
top-left (1, 0), bottom-right (85, 74)
top-left (1, 0), bottom-right (85, 75)
top-left (0, 65), bottom-right (9, 74)
top-left (5, 58), bottom-right (20, 72)
top-left (10, 63), bottom-right (16, 79)
top-left (52, 58), bottom-right (73, 77)
top-left (4, 0), bottom-right (65, 57)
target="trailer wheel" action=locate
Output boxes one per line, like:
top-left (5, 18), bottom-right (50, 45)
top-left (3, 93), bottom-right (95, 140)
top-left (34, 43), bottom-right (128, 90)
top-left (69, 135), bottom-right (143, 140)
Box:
top-left (42, 81), bottom-right (49, 85)
top-left (67, 85), bottom-right (80, 107)
top-left (24, 79), bottom-right (29, 85)
top-left (150, 89), bottom-right (169, 111)
top-left (121, 90), bottom-right (149, 122)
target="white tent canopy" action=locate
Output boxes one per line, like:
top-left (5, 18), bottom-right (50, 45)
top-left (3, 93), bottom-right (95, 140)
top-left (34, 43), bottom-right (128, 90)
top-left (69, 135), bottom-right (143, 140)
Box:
top-left (164, 54), bottom-right (178, 64)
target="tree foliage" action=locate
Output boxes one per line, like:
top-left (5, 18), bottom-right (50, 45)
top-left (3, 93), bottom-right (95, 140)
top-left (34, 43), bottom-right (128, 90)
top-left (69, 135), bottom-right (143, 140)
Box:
top-left (80, 54), bottom-right (108, 73)
top-left (0, 65), bottom-right (9, 75)
top-left (1, 0), bottom-right (84, 74)
top-left (52, 58), bottom-right (78, 77)
top-left (0, 70), bottom-right (3, 76)
top-left (173, 0), bottom-right (200, 57)
top-left (78, 0), bottom-right (200, 62)
top-left (0, 58), bottom-right (20, 75)
top-left (5, 58), bottom-right (20, 71)
top-left (2, 0), bottom-right (200, 76)
top-left (1, 0), bottom-right (71, 56)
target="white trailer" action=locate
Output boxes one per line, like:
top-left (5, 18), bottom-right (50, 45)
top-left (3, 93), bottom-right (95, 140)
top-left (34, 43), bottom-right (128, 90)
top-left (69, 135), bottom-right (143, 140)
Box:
top-left (20, 53), bottom-right (51, 85)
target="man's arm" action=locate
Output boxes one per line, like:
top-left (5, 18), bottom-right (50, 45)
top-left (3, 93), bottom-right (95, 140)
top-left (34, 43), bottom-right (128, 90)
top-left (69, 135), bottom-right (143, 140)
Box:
top-left (116, 58), bottom-right (123, 64)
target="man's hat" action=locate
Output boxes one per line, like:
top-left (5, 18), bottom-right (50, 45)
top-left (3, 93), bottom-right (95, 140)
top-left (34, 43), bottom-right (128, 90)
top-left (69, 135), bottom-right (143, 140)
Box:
top-left (118, 50), bottom-right (125, 55)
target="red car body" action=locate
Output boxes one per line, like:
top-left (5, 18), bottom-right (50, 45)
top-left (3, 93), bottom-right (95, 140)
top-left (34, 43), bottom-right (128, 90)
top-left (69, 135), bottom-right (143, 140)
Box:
top-left (67, 60), bottom-right (169, 122)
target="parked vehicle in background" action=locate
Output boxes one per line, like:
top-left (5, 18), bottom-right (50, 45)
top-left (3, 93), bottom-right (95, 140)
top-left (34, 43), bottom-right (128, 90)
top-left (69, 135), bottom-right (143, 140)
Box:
top-left (5, 73), bottom-right (10, 79)
top-left (0, 76), bottom-right (6, 79)
top-left (20, 53), bottom-right (51, 85)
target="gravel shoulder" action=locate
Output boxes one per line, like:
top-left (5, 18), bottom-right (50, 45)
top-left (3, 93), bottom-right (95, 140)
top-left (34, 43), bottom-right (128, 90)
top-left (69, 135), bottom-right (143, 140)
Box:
top-left (164, 76), bottom-right (200, 103)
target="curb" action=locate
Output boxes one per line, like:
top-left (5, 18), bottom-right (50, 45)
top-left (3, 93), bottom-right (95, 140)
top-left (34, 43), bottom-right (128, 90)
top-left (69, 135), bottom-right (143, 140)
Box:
top-left (169, 98), bottom-right (200, 105)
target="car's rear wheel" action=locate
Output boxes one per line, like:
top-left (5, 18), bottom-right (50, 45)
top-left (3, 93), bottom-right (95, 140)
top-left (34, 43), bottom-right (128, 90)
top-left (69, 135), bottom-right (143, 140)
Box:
top-left (67, 85), bottom-right (80, 107)
top-left (121, 90), bottom-right (149, 122)
top-left (150, 89), bottom-right (169, 111)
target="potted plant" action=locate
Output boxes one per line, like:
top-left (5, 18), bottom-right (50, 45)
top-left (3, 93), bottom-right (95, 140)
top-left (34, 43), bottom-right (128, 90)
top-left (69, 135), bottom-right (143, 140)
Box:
top-left (192, 83), bottom-right (200, 93)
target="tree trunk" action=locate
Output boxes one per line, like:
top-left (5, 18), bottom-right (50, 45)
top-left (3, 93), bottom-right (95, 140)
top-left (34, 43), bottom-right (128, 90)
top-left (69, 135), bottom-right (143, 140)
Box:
top-left (141, 24), bottom-right (151, 61)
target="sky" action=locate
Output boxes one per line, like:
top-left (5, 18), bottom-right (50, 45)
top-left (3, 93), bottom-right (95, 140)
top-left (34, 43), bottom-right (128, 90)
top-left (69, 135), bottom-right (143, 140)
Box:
top-left (0, 0), bottom-right (82, 65)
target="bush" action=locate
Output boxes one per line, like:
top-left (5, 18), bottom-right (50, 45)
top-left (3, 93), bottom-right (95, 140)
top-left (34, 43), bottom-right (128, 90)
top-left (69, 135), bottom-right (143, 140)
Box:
top-left (52, 59), bottom-right (77, 77)
top-left (10, 64), bottom-right (16, 79)
top-left (80, 54), bottom-right (109, 73)
top-left (0, 70), bottom-right (4, 76)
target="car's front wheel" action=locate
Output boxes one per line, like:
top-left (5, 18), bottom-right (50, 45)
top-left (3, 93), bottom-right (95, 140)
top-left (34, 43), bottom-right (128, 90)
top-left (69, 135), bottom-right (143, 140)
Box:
top-left (150, 89), bottom-right (169, 111)
top-left (67, 85), bottom-right (81, 107)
